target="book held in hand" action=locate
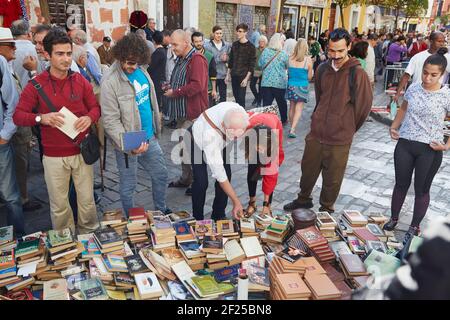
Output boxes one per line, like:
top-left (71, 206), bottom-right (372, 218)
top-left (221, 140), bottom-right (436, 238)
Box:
top-left (57, 106), bottom-right (81, 140)
top-left (120, 130), bottom-right (147, 152)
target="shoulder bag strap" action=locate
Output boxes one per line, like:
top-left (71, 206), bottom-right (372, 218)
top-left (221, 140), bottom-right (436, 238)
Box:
top-left (262, 50), bottom-right (281, 72)
top-left (202, 111), bottom-right (226, 141)
top-left (31, 79), bottom-right (58, 113)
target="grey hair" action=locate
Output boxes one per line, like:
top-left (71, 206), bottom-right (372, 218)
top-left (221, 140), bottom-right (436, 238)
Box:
top-left (72, 44), bottom-right (87, 63)
top-left (10, 19), bottom-right (30, 37)
top-left (135, 29), bottom-right (146, 39)
top-left (268, 33), bottom-right (283, 51)
top-left (172, 29), bottom-right (190, 42)
top-left (72, 29), bottom-right (87, 44)
top-left (259, 35), bottom-right (268, 44)
top-left (223, 105), bottom-right (250, 129)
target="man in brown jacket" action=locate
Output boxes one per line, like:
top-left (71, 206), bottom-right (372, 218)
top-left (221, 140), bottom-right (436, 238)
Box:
top-left (284, 28), bottom-right (373, 213)
top-left (97, 36), bottom-right (114, 66)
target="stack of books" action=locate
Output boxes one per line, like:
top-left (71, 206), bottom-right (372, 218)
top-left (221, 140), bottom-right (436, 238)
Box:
top-left (0, 226), bottom-right (16, 251)
top-left (0, 248), bottom-right (18, 288)
top-left (268, 256), bottom-right (306, 279)
top-left (167, 211), bottom-right (195, 224)
top-left (194, 220), bottom-right (213, 239)
top-left (47, 229), bottom-right (82, 267)
top-left (253, 213), bottom-right (273, 229)
top-left (260, 216), bottom-right (290, 244)
top-left (173, 221), bottom-right (196, 244)
top-left (101, 209), bottom-right (127, 235)
top-left (240, 218), bottom-right (258, 238)
top-left (127, 208), bottom-right (150, 244)
top-left (77, 234), bottom-right (101, 261)
top-left (342, 210), bottom-right (368, 227)
top-left (296, 226), bottom-right (335, 263)
top-left (102, 254), bottom-right (129, 274)
top-left (178, 241), bottom-right (206, 271)
top-left (93, 227), bottom-right (124, 255)
top-left (304, 273), bottom-right (342, 300)
top-left (352, 227), bottom-right (380, 244)
top-left (338, 254), bottom-right (369, 279)
top-left (316, 212), bottom-right (339, 242)
top-left (201, 235), bottom-right (227, 270)
top-left (367, 212), bottom-right (389, 228)
top-left (246, 263), bottom-right (270, 293)
top-left (216, 220), bottom-right (240, 240)
top-left (150, 216), bottom-right (176, 252)
top-left (271, 273), bottom-right (311, 300)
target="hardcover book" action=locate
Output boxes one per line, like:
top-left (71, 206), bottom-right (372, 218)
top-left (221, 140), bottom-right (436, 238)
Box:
top-left (216, 220), bottom-right (234, 234)
top-left (120, 131), bottom-right (147, 152)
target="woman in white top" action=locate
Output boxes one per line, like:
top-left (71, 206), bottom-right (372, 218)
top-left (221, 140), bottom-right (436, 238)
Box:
top-left (385, 47), bottom-right (450, 245)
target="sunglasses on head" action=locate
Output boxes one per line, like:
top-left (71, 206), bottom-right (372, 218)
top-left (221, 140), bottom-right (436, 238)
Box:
top-left (125, 60), bottom-right (138, 66)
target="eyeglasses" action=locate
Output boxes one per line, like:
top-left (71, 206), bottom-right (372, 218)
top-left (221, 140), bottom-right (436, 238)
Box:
top-left (0, 42), bottom-right (16, 48)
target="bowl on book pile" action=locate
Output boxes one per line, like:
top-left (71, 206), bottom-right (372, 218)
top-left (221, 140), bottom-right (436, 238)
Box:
top-left (291, 209), bottom-right (317, 230)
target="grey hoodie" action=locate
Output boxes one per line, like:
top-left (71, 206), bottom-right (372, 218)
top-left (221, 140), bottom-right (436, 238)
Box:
top-left (204, 39), bottom-right (231, 80)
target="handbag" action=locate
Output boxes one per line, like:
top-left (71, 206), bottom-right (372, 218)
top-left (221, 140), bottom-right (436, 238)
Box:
top-left (31, 79), bottom-right (100, 165)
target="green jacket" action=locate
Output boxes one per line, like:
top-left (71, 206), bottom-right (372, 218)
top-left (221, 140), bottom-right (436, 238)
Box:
top-left (202, 49), bottom-right (217, 92)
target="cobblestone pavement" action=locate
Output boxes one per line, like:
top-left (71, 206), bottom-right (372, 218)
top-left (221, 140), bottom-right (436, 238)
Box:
top-left (1, 78), bottom-right (449, 238)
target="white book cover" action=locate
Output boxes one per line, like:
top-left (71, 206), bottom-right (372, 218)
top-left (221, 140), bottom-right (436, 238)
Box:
top-left (240, 236), bottom-right (264, 258)
top-left (57, 106), bottom-right (81, 139)
top-left (134, 272), bottom-right (163, 297)
top-left (224, 239), bottom-right (245, 262)
top-left (171, 260), bottom-right (195, 282)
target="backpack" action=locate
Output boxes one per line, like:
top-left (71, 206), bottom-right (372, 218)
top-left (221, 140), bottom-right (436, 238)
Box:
top-left (313, 61), bottom-right (357, 112)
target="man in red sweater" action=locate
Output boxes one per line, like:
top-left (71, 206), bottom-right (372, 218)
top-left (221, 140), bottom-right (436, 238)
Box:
top-left (13, 28), bottom-right (101, 234)
top-left (164, 29), bottom-right (208, 195)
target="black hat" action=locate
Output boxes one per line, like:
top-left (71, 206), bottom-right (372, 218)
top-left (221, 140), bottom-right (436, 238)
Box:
top-left (103, 36), bottom-right (112, 42)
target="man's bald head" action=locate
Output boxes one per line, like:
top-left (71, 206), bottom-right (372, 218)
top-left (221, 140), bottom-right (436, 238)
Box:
top-left (71, 29), bottom-right (87, 45)
top-left (171, 29), bottom-right (192, 57)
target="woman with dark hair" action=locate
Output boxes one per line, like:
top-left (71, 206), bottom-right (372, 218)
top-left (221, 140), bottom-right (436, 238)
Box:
top-left (349, 40), bottom-right (369, 70)
top-left (242, 112), bottom-right (285, 217)
top-left (385, 48), bottom-right (450, 244)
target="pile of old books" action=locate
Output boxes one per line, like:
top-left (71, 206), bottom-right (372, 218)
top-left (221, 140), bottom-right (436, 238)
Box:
top-left (202, 234), bottom-right (227, 270)
top-left (127, 208), bottom-right (150, 244)
top-left (216, 220), bottom-right (240, 240)
top-left (240, 217), bottom-right (258, 238)
top-left (47, 229), bottom-right (82, 268)
top-left (101, 209), bottom-right (127, 235)
top-left (297, 226), bottom-right (335, 263)
top-left (316, 211), bottom-right (339, 242)
top-left (93, 227), bottom-right (124, 255)
top-left (271, 272), bottom-right (311, 300)
top-left (260, 215), bottom-right (291, 244)
top-left (173, 221), bottom-right (196, 244)
top-left (150, 215), bottom-right (176, 252)
top-left (179, 241), bottom-right (206, 271)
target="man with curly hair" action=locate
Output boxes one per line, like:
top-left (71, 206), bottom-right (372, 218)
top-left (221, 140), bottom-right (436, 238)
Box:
top-left (100, 33), bottom-right (171, 217)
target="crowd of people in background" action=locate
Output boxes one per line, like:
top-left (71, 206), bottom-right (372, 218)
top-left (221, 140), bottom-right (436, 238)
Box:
top-left (2, 16), bottom-right (450, 300)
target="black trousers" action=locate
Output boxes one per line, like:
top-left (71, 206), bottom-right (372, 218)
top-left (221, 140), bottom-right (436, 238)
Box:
top-left (231, 75), bottom-right (247, 108)
top-left (191, 130), bottom-right (231, 220)
top-left (250, 76), bottom-right (262, 104)
top-left (216, 79), bottom-right (227, 103)
top-left (247, 163), bottom-right (273, 204)
top-left (391, 139), bottom-right (443, 226)
top-left (261, 86), bottom-right (288, 123)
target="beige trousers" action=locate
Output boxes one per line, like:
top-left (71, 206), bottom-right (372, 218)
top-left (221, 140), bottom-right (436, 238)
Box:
top-left (43, 154), bottom-right (99, 234)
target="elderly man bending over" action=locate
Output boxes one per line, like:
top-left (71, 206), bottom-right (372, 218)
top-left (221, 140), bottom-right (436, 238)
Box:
top-left (188, 102), bottom-right (248, 221)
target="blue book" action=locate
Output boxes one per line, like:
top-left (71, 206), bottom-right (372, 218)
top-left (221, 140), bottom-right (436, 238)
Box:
top-left (120, 131), bottom-right (147, 151)
top-left (214, 264), bottom-right (239, 282)
top-left (0, 266), bottom-right (17, 275)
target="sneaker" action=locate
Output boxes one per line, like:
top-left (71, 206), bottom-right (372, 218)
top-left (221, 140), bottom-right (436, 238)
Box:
top-left (383, 218), bottom-right (398, 231)
top-left (283, 199), bottom-right (313, 211)
top-left (402, 226), bottom-right (420, 245)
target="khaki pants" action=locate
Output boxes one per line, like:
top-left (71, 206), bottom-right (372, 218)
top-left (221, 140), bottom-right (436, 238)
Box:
top-left (297, 137), bottom-right (351, 212)
top-left (43, 154), bottom-right (99, 233)
top-left (177, 119), bottom-right (194, 185)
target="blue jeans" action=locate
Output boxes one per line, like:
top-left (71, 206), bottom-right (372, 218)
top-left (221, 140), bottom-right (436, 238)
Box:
top-left (0, 142), bottom-right (25, 237)
top-left (115, 138), bottom-right (169, 216)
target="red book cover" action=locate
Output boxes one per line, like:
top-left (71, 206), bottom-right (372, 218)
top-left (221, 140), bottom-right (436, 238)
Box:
top-left (129, 207), bottom-right (146, 220)
top-left (352, 227), bottom-right (380, 243)
top-left (296, 227), bottom-right (327, 248)
top-left (6, 288), bottom-right (34, 300)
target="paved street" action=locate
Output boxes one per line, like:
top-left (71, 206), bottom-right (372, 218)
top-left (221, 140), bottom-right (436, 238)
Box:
top-left (1, 79), bottom-right (449, 237)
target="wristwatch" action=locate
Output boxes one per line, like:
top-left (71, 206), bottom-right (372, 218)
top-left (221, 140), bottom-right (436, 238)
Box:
top-left (35, 114), bottom-right (42, 124)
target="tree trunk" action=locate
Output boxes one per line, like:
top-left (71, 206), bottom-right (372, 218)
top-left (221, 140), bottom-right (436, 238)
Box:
top-left (340, 5), bottom-right (345, 29)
